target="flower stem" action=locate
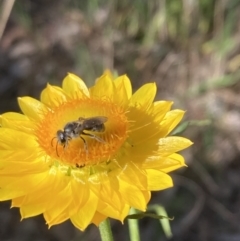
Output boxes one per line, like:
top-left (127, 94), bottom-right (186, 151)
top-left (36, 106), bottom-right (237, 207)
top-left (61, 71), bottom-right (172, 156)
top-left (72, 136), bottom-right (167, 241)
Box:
top-left (128, 208), bottom-right (140, 241)
top-left (99, 219), bottom-right (114, 241)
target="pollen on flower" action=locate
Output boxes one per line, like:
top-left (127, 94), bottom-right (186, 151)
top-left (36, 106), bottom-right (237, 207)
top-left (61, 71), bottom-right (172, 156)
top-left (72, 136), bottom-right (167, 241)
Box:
top-left (36, 98), bottom-right (129, 167)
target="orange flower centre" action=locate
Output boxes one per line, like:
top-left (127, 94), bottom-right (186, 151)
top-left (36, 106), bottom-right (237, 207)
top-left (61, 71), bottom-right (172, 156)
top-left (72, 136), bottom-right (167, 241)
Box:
top-left (37, 98), bottom-right (129, 167)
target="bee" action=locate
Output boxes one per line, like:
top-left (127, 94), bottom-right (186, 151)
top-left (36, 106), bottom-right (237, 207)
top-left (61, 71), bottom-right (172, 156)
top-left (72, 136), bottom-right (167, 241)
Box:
top-left (74, 116), bottom-right (108, 151)
top-left (51, 116), bottom-right (108, 156)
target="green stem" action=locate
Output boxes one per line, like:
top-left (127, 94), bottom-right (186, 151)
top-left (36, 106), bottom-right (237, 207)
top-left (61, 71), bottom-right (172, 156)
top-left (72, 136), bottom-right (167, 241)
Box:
top-left (99, 219), bottom-right (114, 241)
top-left (128, 208), bottom-right (140, 241)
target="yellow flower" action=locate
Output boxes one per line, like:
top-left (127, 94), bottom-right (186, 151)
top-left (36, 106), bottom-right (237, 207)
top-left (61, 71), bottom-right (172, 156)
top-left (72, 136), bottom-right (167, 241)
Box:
top-left (0, 73), bottom-right (192, 230)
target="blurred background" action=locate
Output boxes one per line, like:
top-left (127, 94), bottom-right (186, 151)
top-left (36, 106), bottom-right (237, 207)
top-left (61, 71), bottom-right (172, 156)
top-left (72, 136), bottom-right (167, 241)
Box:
top-left (0, 0), bottom-right (240, 240)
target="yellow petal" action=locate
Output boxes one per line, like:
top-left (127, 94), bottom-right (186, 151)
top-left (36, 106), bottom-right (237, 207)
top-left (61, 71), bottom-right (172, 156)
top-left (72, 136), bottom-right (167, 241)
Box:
top-left (118, 179), bottom-right (150, 211)
top-left (124, 138), bottom-right (158, 158)
top-left (130, 83), bottom-right (156, 109)
top-left (4, 172), bottom-right (48, 191)
top-left (12, 173), bottom-right (62, 210)
top-left (91, 212), bottom-right (106, 226)
top-left (113, 81), bottom-right (129, 107)
top-left (0, 112), bottom-right (28, 122)
top-left (90, 74), bottom-right (114, 100)
top-left (157, 136), bottom-right (193, 156)
top-left (0, 188), bottom-right (26, 201)
top-left (119, 204), bottom-right (131, 222)
top-left (142, 153), bottom-right (186, 172)
top-left (126, 106), bottom-right (161, 144)
top-left (146, 169), bottom-right (173, 190)
top-left (45, 207), bottom-right (70, 226)
top-left (0, 129), bottom-right (38, 150)
top-left (160, 110), bottom-right (185, 135)
top-left (62, 73), bottom-right (89, 97)
top-left (0, 149), bottom-right (42, 164)
top-left (0, 112), bottom-right (35, 134)
top-left (43, 183), bottom-right (74, 226)
top-left (70, 180), bottom-right (90, 214)
top-left (0, 172), bottom-right (48, 200)
top-left (126, 102), bottom-right (175, 145)
top-left (70, 191), bottom-right (98, 231)
top-left (13, 193), bottom-right (48, 212)
top-left (89, 174), bottom-right (126, 218)
top-left (97, 200), bottom-right (123, 220)
top-left (18, 97), bottom-right (48, 121)
top-left (40, 84), bottom-right (69, 107)
top-left (118, 163), bottom-right (148, 190)
top-left (102, 69), bottom-right (114, 80)
top-left (98, 177), bottom-right (124, 211)
top-left (97, 202), bottom-right (130, 223)
top-left (151, 101), bottom-right (173, 122)
top-left (114, 75), bottom-right (132, 102)
top-left (19, 202), bottom-right (46, 218)
top-left (161, 153), bottom-right (187, 172)
top-left (98, 202), bottom-right (130, 222)
top-left (0, 158), bottom-right (46, 175)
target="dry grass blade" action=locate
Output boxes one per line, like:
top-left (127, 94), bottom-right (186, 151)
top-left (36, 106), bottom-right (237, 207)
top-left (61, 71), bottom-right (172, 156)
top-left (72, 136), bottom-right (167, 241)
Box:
top-left (0, 0), bottom-right (15, 41)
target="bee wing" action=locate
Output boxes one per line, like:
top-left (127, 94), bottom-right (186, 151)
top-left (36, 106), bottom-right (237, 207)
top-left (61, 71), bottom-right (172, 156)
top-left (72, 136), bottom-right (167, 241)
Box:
top-left (81, 116), bottom-right (108, 131)
top-left (81, 116), bottom-right (108, 124)
top-left (93, 116), bottom-right (108, 123)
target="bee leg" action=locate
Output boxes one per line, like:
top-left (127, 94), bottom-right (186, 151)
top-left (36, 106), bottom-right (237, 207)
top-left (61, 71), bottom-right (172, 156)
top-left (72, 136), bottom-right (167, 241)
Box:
top-left (80, 136), bottom-right (88, 153)
top-left (51, 137), bottom-right (57, 147)
top-left (56, 141), bottom-right (59, 157)
top-left (76, 163), bottom-right (85, 168)
top-left (82, 131), bottom-right (105, 143)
